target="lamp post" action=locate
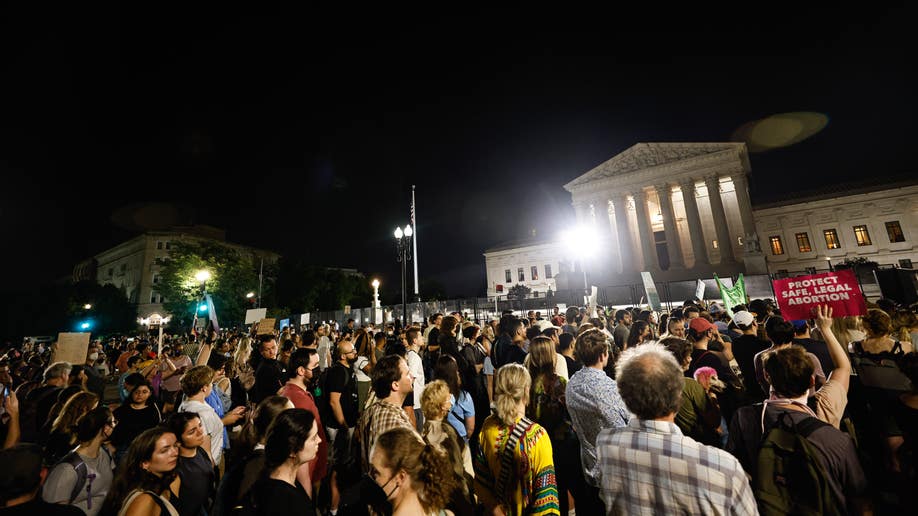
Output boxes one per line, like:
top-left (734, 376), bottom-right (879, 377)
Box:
top-left (394, 225), bottom-right (413, 327)
top-left (371, 279), bottom-right (381, 325)
top-left (194, 269), bottom-right (211, 335)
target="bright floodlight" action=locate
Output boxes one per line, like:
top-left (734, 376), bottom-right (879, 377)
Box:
top-left (394, 227), bottom-right (403, 239)
top-left (80, 321), bottom-right (91, 330)
top-left (195, 270), bottom-right (211, 282)
top-left (562, 225), bottom-right (600, 258)
top-left (404, 225), bottom-right (413, 237)
top-left (199, 303), bottom-right (208, 312)
top-left (371, 279), bottom-right (380, 288)
top-left (83, 304), bottom-right (92, 310)
top-left (246, 292), bottom-right (255, 298)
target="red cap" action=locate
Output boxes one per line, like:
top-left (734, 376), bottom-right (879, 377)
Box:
top-left (689, 317), bottom-right (716, 334)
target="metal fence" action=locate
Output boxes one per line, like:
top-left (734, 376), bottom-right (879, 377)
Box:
top-left (266, 266), bottom-right (894, 331)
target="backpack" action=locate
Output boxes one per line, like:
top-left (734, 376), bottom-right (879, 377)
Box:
top-left (55, 447), bottom-right (114, 508)
top-left (754, 409), bottom-right (840, 516)
top-left (850, 340), bottom-right (912, 391)
top-left (313, 364), bottom-right (350, 429)
top-left (17, 383), bottom-right (59, 444)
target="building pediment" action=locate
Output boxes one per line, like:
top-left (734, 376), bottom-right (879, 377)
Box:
top-left (563, 142), bottom-right (748, 193)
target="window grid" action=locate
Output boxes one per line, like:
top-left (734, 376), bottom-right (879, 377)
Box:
top-left (504, 269), bottom-right (511, 283)
top-left (545, 264), bottom-right (553, 279)
top-left (518, 267), bottom-right (525, 282)
top-left (853, 225), bottom-right (872, 246)
top-left (824, 229), bottom-right (840, 249)
top-left (530, 266), bottom-right (539, 280)
top-left (886, 221), bottom-right (905, 243)
top-left (770, 235), bottom-right (785, 255)
top-left (795, 232), bottom-right (812, 253)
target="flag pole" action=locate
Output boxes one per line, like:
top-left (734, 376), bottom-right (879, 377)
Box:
top-left (411, 185), bottom-right (420, 302)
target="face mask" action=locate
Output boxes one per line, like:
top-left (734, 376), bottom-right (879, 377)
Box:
top-left (89, 352), bottom-right (99, 361)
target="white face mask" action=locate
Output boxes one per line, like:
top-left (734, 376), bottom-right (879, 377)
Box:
top-left (89, 352), bottom-right (99, 361)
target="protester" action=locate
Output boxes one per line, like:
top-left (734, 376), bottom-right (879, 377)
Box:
top-left (433, 354), bottom-right (474, 443)
top-left (474, 364), bottom-right (559, 515)
top-left (358, 355), bottom-right (417, 473)
top-left (0, 444), bottom-right (83, 515)
top-left (249, 409), bottom-right (321, 516)
top-left (111, 380), bottom-right (162, 465)
top-left (99, 427), bottom-right (181, 516)
top-left (164, 412), bottom-right (215, 516)
top-left (252, 335), bottom-right (285, 405)
top-left (178, 366), bottom-right (223, 467)
top-left (370, 427), bottom-right (458, 516)
top-left (280, 348), bottom-right (328, 495)
top-left (42, 406), bottom-right (116, 515)
top-left (420, 379), bottom-right (474, 513)
top-left (43, 391), bottom-right (99, 466)
top-left (595, 342), bottom-right (756, 514)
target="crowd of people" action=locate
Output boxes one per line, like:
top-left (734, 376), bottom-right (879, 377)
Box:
top-left (0, 296), bottom-right (917, 515)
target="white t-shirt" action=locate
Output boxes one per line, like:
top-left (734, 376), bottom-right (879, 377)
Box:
top-left (317, 336), bottom-right (333, 370)
top-left (178, 399), bottom-right (223, 464)
top-left (407, 349), bottom-right (425, 409)
top-left (354, 356), bottom-right (371, 382)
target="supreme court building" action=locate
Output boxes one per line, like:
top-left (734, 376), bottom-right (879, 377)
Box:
top-left (562, 142), bottom-right (763, 284)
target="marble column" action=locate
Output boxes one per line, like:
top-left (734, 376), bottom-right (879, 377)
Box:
top-left (730, 173), bottom-right (757, 245)
top-left (654, 183), bottom-right (685, 269)
top-left (591, 197), bottom-right (615, 272)
top-left (680, 178), bottom-right (709, 267)
top-left (612, 193), bottom-right (634, 273)
top-left (704, 175), bottom-right (736, 263)
top-left (573, 202), bottom-right (590, 226)
top-left (633, 188), bottom-right (659, 270)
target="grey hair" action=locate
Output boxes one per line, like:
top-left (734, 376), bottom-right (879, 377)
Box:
top-left (43, 361), bottom-right (73, 383)
top-left (615, 342), bottom-right (684, 420)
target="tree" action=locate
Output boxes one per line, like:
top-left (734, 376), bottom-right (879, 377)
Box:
top-left (507, 283), bottom-right (532, 312)
top-left (157, 241), bottom-right (260, 330)
top-left (271, 256), bottom-right (372, 312)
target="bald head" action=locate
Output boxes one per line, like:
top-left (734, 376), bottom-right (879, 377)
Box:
top-left (336, 339), bottom-right (355, 364)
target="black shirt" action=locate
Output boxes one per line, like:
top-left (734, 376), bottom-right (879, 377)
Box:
top-left (111, 404), bottom-right (162, 449)
top-left (174, 447), bottom-right (215, 516)
top-left (0, 499), bottom-right (83, 516)
top-left (326, 362), bottom-right (358, 428)
top-left (253, 359), bottom-right (285, 404)
top-left (564, 355), bottom-right (582, 377)
top-left (251, 478), bottom-right (315, 516)
top-left (794, 337), bottom-right (836, 373)
top-left (732, 334), bottom-right (772, 399)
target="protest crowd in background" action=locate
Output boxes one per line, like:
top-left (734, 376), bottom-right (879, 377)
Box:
top-left (1, 289), bottom-right (918, 515)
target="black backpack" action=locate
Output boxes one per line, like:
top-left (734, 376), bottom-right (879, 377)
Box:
top-left (753, 409), bottom-right (840, 515)
top-left (54, 447), bottom-right (114, 507)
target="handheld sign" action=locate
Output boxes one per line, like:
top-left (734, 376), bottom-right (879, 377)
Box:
top-left (256, 318), bottom-right (276, 335)
top-left (245, 308), bottom-right (267, 325)
top-left (53, 332), bottom-right (91, 365)
top-left (641, 272), bottom-right (662, 311)
top-left (772, 269), bottom-right (866, 320)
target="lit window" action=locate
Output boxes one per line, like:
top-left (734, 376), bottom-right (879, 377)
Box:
top-left (737, 235), bottom-right (744, 246)
top-left (545, 264), bottom-right (553, 279)
top-left (770, 235), bottom-right (784, 255)
top-left (531, 266), bottom-right (539, 280)
top-left (505, 269), bottom-right (511, 283)
top-left (886, 221), bottom-right (905, 243)
top-left (712, 239), bottom-right (718, 249)
top-left (853, 225), bottom-right (872, 246)
top-left (795, 232), bottom-right (812, 253)
top-left (824, 229), bottom-right (840, 249)
top-left (518, 268), bottom-right (525, 282)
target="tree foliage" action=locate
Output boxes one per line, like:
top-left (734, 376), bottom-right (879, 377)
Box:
top-left (156, 241), bottom-right (260, 330)
top-left (272, 256), bottom-right (371, 312)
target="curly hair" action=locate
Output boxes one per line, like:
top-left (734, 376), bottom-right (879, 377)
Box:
top-left (374, 427), bottom-right (457, 513)
top-left (420, 379), bottom-right (450, 421)
top-left (862, 308), bottom-right (893, 337)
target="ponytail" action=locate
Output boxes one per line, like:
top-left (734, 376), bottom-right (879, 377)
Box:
top-left (375, 428), bottom-right (458, 514)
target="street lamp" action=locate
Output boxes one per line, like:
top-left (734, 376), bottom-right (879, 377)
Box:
top-left (394, 225), bottom-right (413, 327)
top-left (246, 292), bottom-right (255, 299)
top-left (83, 304), bottom-right (92, 310)
top-left (371, 279), bottom-right (381, 325)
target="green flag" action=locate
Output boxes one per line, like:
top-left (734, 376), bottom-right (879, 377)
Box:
top-left (714, 273), bottom-right (746, 316)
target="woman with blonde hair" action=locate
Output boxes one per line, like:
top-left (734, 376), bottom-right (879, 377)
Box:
top-left (44, 390), bottom-right (99, 466)
top-left (370, 427), bottom-right (458, 516)
top-left (474, 364), bottom-right (559, 516)
top-left (891, 310), bottom-right (918, 351)
top-left (421, 380), bottom-right (474, 513)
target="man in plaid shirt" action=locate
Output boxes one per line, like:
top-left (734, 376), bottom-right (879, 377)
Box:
top-left (594, 343), bottom-right (757, 515)
top-left (357, 354), bottom-right (417, 472)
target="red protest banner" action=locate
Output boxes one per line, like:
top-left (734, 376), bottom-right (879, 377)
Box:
top-left (772, 269), bottom-right (867, 320)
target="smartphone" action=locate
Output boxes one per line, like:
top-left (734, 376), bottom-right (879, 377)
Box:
top-left (1, 384), bottom-right (8, 401)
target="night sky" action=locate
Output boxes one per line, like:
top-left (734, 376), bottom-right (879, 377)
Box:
top-left (1, 4), bottom-right (915, 299)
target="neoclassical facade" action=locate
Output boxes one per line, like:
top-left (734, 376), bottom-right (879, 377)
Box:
top-left (483, 240), bottom-right (564, 297)
top-left (563, 143), bottom-right (765, 283)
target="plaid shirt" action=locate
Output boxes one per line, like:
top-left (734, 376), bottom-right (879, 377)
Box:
top-left (594, 419), bottom-right (758, 516)
top-left (358, 398), bottom-right (416, 472)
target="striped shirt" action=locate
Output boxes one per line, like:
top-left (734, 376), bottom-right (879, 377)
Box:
top-left (594, 418), bottom-right (758, 516)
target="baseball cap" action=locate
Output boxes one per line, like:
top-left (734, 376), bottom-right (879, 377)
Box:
top-left (536, 320), bottom-right (561, 333)
top-left (791, 320), bottom-right (809, 331)
top-left (732, 311), bottom-right (755, 327)
top-left (689, 318), bottom-right (716, 334)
